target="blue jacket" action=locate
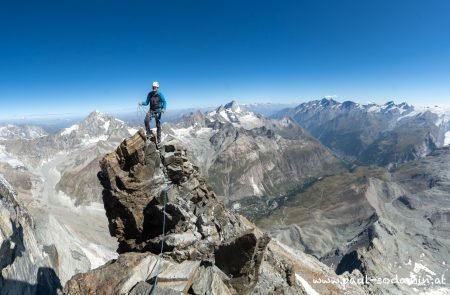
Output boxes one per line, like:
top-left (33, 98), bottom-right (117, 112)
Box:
top-left (142, 91), bottom-right (167, 112)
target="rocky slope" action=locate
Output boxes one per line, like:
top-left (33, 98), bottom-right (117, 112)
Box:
top-left (0, 174), bottom-right (62, 294)
top-left (164, 101), bottom-right (345, 210)
top-left (275, 98), bottom-right (450, 167)
top-left (64, 129), bottom-right (365, 295)
top-left (257, 147), bottom-right (450, 294)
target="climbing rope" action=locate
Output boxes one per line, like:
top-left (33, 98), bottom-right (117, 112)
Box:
top-left (150, 184), bottom-right (171, 294)
top-left (149, 139), bottom-right (173, 294)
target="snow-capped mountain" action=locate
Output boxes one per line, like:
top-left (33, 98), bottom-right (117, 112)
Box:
top-left (0, 111), bottom-right (134, 285)
top-left (57, 111), bottom-right (137, 148)
top-left (0, 124), bottom-right (47, 141)
top-left (164, 101), bottom-right (345, 208)
top-left (274, 98), bottom-right (450, 166)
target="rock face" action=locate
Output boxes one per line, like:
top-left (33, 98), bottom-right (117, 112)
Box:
top-left (98, 129), bottom-right (250, 258)
top-left (0, 174), bottom-right (62, 294)
top-left (65, 130), bottom-right (365, 295)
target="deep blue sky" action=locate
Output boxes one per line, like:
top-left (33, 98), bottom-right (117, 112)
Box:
top-left (1, 0), bottom-right (450, 119)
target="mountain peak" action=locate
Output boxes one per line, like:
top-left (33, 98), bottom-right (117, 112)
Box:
top-left (223, 100), bottom-right (246, 113)
top-left (320, 97), bottom-right (338, 106)
top-left (85, 110), bottom-right (110, 121)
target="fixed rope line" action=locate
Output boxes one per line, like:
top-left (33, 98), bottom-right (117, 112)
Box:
top-left (150, 184), bottom-right (171, 295)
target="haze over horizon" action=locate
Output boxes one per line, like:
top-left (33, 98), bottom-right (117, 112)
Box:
top-left (1, 0), bottom-right (450, 119)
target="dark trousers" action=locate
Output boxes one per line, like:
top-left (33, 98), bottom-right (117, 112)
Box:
top-left (144, 111), bottom-right (162, 141)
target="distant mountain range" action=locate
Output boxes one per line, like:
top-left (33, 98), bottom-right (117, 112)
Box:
top-left (0, 124), bottom-right (47, 140)
top-left (274, 98), bottom-right (450, 167)
top-left (163, 101), bottom-right (345, 208)
top-left (1, 98), bottom-right (449, 293)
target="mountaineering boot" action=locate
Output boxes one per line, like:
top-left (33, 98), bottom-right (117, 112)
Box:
top-left (157, 130), bottom-right (161, 144)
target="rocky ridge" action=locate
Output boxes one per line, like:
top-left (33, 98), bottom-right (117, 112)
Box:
top-left (64, 129), bottom-right (365, 294)
top-left (0, 174), bottom-right (62, 294)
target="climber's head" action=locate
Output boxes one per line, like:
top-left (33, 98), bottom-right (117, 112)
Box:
top-left (152, 81), bottom-right (159, 90)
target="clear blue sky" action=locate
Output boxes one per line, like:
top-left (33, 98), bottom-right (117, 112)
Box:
top-left (1, 0), bottom-right (450, 119)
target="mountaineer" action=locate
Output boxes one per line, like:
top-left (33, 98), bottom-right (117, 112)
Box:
top-left (138, 81), bottom-right (167, 143)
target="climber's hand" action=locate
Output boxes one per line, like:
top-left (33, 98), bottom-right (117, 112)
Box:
top-left (162, 108), bottom-right (165, 113)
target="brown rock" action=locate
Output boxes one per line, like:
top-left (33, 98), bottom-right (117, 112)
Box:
top-left (215, 229), bottom-right (271, 294)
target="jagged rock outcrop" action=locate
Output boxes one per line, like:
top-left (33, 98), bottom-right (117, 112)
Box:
top-left (0, 174), bottom-right (62, 294)
top-left (97, 129), bottom-right (250, 259)
top-left (65, 130), bottom-right (365, 294)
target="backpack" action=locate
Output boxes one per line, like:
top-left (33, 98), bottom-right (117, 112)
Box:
top-left (150, 91), bottom-right (162, 111)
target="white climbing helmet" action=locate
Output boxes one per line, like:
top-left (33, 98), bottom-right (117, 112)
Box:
top-left (152, 81), bottom-right (159, 88)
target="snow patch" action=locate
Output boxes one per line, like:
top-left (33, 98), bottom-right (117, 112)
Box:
top-left (196, 127), bottom-right (213, 135)
top-left (79, 242), bottom-right (118, 269)
top-left (5, 159), bottom-right (25, 168)
top-left (219, 110), bottom-right (230, 122)
top-left (413, 262), bottom-right (436, 276)
top-left (295, 274), bottom-right (319, 295)
top-left (444, 131), bottom-right (450, 146)
top-left (61, 124), bottom-right (79, 136)
top-left (397, 111), bottom-right (420, 122)
top-left (172, 126), bottom-right (194, 137)
top-left (128, 128), bottom-right (139, 136)
top-left (0, 145), bottom-right (26, 168)
top-left (103, 121), bottom-right (110, 131)
top-left (81, 135), bottom-right (109, 145)
top-left (368, 105), bottom-right (381, 113)
top-left (240, 113), bottom-right (260, 123)
top-left (250, 176), bottom-right (263, 196)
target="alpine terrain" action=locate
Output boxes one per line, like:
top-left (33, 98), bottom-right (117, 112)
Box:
top-left (275, 98), bottom-right (450, 167)
top-left (164, 101), bottom-right (346, 217)
top-left (64, 129), bottom-right (366, 294)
